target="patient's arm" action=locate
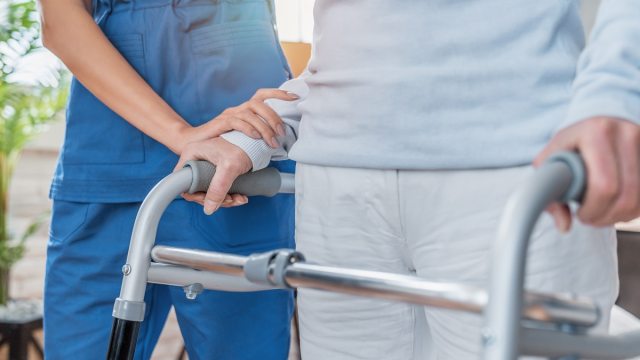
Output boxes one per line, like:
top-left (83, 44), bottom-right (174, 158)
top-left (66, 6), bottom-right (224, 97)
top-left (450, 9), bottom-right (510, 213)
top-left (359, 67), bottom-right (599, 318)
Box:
top-left (561, 0), bottom-right (640, 129)
top-left (537, 0), bottom-right (640, 231)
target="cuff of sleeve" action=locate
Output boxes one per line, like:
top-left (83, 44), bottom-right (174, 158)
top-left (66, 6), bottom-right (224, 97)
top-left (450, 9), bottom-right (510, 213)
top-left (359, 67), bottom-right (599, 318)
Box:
top-left (220, 131), bottom-right (275, 171)
top-left (561, 92), bottom-right (640, 132)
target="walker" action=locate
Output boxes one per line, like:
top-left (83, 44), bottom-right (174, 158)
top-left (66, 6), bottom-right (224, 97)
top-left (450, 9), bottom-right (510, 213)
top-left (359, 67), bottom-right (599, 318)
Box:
top-left (105, 152), bottom-right (640, 360)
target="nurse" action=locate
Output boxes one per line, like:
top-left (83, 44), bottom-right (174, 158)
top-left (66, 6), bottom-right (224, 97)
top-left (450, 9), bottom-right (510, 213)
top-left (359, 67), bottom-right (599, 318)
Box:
top-left (38, 0), bottom-right (297, 359)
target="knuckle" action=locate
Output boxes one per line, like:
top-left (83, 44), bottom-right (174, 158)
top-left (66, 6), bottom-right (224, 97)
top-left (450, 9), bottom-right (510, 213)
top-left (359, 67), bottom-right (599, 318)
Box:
top-left (593, 118), bottom-right (615, 136)
top-left (618, 197), bottom-right (637, 215)
top-left (624, 125), bottom-right (640, 144)
top-left (242, 109), bottom-right (257, 118)
top-left (591, 177), bottom-right (618, 199)
top-left (231, 117), bottom-right (243, 126)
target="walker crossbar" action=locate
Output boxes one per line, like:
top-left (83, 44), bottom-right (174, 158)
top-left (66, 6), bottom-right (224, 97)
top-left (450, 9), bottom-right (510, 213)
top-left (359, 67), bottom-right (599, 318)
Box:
top-left (150, 245), bottom-right (599, 327)
top-left (107, 161), bottom-right (294, 360)
top-left (107, 153), bottom-right (640, 360)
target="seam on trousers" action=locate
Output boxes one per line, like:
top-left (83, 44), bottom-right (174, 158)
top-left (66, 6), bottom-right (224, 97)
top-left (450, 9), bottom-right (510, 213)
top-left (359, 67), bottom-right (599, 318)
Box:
top-left (396, 169), bottom-right (416, 271)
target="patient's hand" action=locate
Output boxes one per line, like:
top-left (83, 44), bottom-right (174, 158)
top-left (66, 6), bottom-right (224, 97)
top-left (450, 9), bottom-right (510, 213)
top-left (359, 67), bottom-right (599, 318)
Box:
top-left (179, 89), bottom-right (298, 151)
top-left (535, 117), bottom-right (640, 232)
top-left (175, 137), bottom-right (252, 214)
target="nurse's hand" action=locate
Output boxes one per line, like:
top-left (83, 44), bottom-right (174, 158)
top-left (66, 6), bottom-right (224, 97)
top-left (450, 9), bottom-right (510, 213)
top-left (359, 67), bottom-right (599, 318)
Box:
top-left (535, 117), bottom-right (640, 232)
top-left (179, 89), bottom-right (299, 152)
top-left (175, 137), bottom-right (253, 215)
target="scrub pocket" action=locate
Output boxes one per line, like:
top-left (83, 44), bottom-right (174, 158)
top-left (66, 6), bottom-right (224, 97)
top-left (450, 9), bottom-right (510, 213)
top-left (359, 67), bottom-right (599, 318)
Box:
top-left (62, 34), bottom-right (147, 165)
top-left (190, 20), bottom-right (291, 122)
top-left (191, 196), bottom-right (294, 254)
top-left (48, 201), bottom-right (90, 245)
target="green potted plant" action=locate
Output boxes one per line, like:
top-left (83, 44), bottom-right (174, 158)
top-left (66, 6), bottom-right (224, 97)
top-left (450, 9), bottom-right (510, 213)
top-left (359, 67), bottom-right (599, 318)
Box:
top-left (0, 0), bottom-right (67, 307)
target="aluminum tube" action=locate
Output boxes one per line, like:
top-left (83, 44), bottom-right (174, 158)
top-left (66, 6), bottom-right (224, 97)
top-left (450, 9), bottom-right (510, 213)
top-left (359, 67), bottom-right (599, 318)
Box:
top-left (151, 246), bottom-right (246, 276)
top-left (284, 263), bottom-right (597, 326)
top-left (118, 169), bottom-right (193, 303)
top-left (147, 263), bottom-right (273, 292)
top-left (279, 173), bottom-right (295, 194)
top-left (286, 263), bottom-right (487, 311)
top-left (150, 246), bottom-right (598, 327)
top-left (482, 162), bottom-right (574, 360)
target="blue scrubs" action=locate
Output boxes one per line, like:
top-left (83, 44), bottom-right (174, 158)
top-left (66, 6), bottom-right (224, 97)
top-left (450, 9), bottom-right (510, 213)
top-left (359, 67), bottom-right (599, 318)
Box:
top-left (44, 0), bottom-right (294, 359)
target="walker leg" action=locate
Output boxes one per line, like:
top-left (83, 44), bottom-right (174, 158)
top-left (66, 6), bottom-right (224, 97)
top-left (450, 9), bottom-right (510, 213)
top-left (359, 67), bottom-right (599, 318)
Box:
top-left (106, 318), bottom-right (141, 360)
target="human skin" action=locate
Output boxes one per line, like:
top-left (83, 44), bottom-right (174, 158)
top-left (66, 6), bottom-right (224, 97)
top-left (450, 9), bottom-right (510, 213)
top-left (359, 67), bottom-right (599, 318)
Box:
top-left (38, 0), bottom-right (297, 207)
top-left (177, 116), bottom-right (640, 228)
top-left (535, 117), bottom-right (640, 231)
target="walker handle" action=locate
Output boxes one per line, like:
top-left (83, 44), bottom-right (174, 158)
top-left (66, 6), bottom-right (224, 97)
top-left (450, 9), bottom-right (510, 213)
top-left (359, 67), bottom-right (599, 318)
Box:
top-left (184, 160), bottom-right (282, 197)
top-left (483, 151), bottom-right (588, 360)
top-left (545, 151), bottom-right (586, 203)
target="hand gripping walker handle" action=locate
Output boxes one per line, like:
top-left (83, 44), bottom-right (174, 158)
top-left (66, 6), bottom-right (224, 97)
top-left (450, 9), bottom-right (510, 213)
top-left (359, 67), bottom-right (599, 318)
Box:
top-left (483, 151), bottom-right (588, 360)
top-left (184, 160), bottom-right (283, 197)
top-left (545, 151), bottom-right (586, 203)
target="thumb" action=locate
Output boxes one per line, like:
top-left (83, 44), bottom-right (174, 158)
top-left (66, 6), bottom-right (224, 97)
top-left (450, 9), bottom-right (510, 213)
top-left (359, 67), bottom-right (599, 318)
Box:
top-left (547, 203), bottom-right (572, 233)
top-left (203, 164), bottom-right (238, 215)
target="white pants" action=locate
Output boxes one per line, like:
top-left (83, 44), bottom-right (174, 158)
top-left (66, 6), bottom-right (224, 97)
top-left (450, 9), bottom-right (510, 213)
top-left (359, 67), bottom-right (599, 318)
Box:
top-left (294, 164), bottom-right (619, 360)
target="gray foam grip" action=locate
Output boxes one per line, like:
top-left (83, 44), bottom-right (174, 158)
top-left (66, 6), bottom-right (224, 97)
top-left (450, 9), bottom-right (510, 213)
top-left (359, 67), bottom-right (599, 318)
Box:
top-left (184, 160), bottom-right (282, 197)
top-left (547, 151), bottom-right (586, 203)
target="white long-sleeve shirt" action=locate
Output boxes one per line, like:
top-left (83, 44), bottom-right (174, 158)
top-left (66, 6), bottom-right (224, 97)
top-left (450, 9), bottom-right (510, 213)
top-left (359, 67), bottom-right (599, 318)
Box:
top-left (222, 0), bottom-right (640, 171)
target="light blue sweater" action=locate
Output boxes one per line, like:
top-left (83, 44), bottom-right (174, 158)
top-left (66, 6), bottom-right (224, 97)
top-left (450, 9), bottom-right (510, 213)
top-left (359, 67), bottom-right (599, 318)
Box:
top-left (222, 0), bottom-right (640, 170)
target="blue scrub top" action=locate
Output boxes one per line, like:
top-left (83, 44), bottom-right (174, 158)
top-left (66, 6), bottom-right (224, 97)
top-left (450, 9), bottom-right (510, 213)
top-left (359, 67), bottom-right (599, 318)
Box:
top-left (50, 0), bottom-right (294, 203)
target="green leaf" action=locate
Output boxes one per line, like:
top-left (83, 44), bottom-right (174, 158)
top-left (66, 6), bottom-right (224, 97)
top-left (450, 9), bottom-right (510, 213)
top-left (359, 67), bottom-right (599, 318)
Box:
top-left (0, 0), bottom-right (68, 267)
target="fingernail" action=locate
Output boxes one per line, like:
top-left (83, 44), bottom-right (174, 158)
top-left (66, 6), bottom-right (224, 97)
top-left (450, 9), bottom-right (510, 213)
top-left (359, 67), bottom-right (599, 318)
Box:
top-left (270, 137), bottom-right (280, 148)
top-left (276, 124), bottom-right (286, 137)
top-left (286, 92), bottom-right (300, 100)
top-left (204, 200), bottom-right (216, 215)
top-left (251, 130), bottom-right (260, 138)
top-left (224, 198), bottom-right (233, 204)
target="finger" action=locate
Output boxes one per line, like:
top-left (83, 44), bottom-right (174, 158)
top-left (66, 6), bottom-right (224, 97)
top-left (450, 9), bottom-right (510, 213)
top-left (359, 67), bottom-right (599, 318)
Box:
top-left (237, 110), bottom-right (279, 148)
top-left (250, 101), bottom-right (287, 138)
top-left (182, 192), bottom-right (205, 203)
top-left (231, 193), bottom-right (249, 204)
top-left (598, 125), bottom-right (640, 224)
top-left (174, 148), bottom-right (194, 172)
top-left (533, 129), bottom-right (574, 168)
top-left (204, 163), bottom-right (240, 215)
top-left (547, 203), bottom-right (572, 233)
top-left (252, 88), bottom-right (300, 102)
top-left (220, 194), bottom-right (234, 207)
top-left (576, 122), bottom-right (620, 225)
top-left (203, 114), bottom-right (259, 139)
top-left (220, 193), bottom-right (249, 208)
top-left (228, 117), bottom-right (262, 139)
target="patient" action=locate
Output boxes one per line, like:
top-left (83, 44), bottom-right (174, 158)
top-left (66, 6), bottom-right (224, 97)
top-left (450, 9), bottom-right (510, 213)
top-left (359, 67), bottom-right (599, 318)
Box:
top-left (179, 1), bottom-right (640, 359)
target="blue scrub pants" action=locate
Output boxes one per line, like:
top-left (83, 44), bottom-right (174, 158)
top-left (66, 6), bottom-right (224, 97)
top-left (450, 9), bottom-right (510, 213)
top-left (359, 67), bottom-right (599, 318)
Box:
top-left (44, 198), bottom-right (293, 359)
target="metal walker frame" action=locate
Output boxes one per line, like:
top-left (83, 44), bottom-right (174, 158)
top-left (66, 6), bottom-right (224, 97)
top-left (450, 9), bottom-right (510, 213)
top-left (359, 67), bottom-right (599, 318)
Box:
top-left (106, 152), bottom-right (640, 360)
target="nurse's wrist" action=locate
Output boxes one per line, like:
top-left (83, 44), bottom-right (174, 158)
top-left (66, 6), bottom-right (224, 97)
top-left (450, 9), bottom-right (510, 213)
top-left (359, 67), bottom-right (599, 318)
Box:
top-left (172, 124), bottom-right (198, 155)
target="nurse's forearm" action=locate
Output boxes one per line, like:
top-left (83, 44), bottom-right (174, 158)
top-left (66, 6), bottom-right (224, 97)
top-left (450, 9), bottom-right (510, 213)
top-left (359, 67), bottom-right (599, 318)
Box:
top-left (38, 0), bottom-right (196, 154)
